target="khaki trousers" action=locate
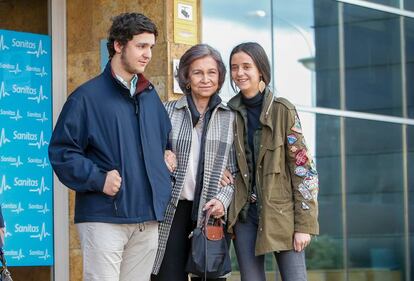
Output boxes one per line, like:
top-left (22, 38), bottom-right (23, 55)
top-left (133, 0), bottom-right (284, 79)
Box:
top-left (77, 221), bottom-right (158, 281)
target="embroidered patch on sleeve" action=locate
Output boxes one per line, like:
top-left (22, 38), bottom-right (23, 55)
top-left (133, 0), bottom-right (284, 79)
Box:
top-left (287, 134), bottom-right (297, 145)
top-left (291, 115), bottom-right (302, 134)
top-left (303, 176), bottom-right (318, 191)
top-left (294, 166), bottom-right (308, 177)
top-left (298, 184), bottom-right (313, 200)
top-left (301, 202), bottom-right (310, 210)
top-left (290, 146), bottom-right (299, 153)
top-left (295, 149), bottom-right (308, 166)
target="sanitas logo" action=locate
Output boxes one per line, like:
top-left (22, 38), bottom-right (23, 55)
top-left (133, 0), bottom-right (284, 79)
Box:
top-left (2, 202), bottom-right (24, 214)
top-left (7, 249), bottom-right (25, 261)
top-left (14, 177), bottom-right (38, 187)
top-left (0, 35), bottom-right (9, 51)
top-left (10, 202), bottom-right (25, 214)
top-left (26, 39), bottom-right (47, 58)
top-left (12, 84), bottom-right (37, 95)
top-left (29, 177), bottom-right (50, 195)
top-left (0, 81), bottom-right (10, 100)
top-left (13, 130), bottom-right (37, 141)
top-left (0, 62), bottom-right (20, 74)
top-left (10, 109), bottom-right (23, 121)
top-left (29, 202), bottom-right (50, 214)
top-left (0, 175), bottom-right (12, 194)
top-left (1, 202), bottom-right (24, 214)
top-left (9, 63), bottom-right (21, 75)
top-left (15, 223), bottom-right (39, 233)
top-left (27, 111), bottom-right (48, 122)
top-left (25, 65), bottom-right (48, 77)
top-left (0, 108), bottom-right (22, 121)
top-left (27, 157), bottom-right (49, 168)
top-left (37, 112), bottom-right (48, 122)
top-left (4, 222), bottom-right (12, 238)
top-left (30, 249), bottom-right (51, 260)
top-left (28, 131), bottom-right (49, 149)
top-left (0, 128), bottom-right (11, 147)
top-left (12, 38), bottom-right (36, 49)
top-left (30, 222), bottom-right (51, 241)
top-left (1, 155), bottom-right (23, 167)
top-left (28, 85), bottom-right (48, 104)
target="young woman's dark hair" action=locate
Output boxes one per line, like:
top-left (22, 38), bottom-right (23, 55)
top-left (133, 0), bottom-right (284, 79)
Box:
top-left (177, 44), bottom-right (226, 95)
top-left (229, 42), bottom-right (271, 92)
top-left (107, 12), bottom-right (158, 59)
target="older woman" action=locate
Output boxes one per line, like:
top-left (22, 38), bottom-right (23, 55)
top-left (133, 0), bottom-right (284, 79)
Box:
top-left (151, 44), bottom-right (237, 281)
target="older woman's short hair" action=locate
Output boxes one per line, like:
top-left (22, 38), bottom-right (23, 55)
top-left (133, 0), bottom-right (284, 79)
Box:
top-left (177, 44), bottom-right (226, 95)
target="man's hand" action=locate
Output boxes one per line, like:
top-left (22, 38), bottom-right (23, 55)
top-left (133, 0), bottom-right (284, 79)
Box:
top-left (293, 232), bottom-right (311, 252)
top-left (220, 168), bottom-right (233, 187)
top-left (103, 170), bottom-right (122, 196)
top-left (203, 199), bottom-right (225, 218)
top-left (165, 150), bottom-right (177, 173)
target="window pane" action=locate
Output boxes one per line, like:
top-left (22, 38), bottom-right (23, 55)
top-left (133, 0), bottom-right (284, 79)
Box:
top-left (406, 17), bottom-right (414, 118)
top-left (405, 1), bottom-right (414, 12)
top-left (346, 119), bottom-right (405, 280)
top-left (344, 5), bottom-right (402, 116)
top-left (363, 0), bottom-right (399, 7)
top-left (314, 0), bottom-right (341, 109)
top-left (272, 1), bottom-right (315, 107)
top-left (307, 113), bottom-right (344, 278)
top-left (408, 126), bottom-right (414, 278)
top-left (202, 0), bottom-right (272, 101)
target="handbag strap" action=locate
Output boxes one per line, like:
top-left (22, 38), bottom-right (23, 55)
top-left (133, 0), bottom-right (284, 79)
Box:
top-left (203, 208), bottom-right (214, 281)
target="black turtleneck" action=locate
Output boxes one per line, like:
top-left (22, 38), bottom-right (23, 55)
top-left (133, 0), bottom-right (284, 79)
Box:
top-left (242, 92), bottom-right (264, 155)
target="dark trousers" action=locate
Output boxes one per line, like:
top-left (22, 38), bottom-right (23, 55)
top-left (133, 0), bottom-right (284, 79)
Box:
top-left (233, 203), bottom-right (307, 281)
top-left (151, 200), bottom-right (226, 281)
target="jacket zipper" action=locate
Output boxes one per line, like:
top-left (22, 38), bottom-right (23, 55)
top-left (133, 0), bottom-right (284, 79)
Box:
top-left (113, 94), bottom-right (138, 216)
top-left (235, 114), bottom-right (249, 187)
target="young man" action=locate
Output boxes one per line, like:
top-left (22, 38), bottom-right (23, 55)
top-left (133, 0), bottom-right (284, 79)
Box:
top-left (49, 13), bottom-right (172, 281)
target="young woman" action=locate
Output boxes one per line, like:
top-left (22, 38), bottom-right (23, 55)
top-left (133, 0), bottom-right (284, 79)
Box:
top-left (151, 44), bottom-right (237, 281)
top-left (225, 42), bottom-right (319, 281)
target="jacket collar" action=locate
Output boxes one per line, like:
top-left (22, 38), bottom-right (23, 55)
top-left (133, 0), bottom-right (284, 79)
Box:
top-left (228, 88), bottom-right (275, 131)
top-left (105, 61), bottom-right (151, 96)
top-left (260, 88), bottom-right (275, 132)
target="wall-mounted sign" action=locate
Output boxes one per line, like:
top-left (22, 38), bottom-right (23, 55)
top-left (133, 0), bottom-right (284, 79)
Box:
top-left (0, 29), bottom-right (54, 266)
top-left (100, 39), bottom-right (109, 72)
top-left (174, 0), bottom-right (198, 45)
top-left (173, 59), bottom-right (183, 94)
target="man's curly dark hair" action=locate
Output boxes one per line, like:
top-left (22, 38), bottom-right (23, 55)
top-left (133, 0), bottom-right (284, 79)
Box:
top-left (107, 13), bottom-right (158, 59)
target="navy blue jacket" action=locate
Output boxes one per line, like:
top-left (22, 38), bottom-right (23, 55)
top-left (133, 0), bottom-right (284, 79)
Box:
top-left (49, 62), bottom-right (172, 223)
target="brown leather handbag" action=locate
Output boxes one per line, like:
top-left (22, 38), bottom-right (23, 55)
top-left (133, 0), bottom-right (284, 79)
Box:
top-left (185, 208), bottom-right (231, 280)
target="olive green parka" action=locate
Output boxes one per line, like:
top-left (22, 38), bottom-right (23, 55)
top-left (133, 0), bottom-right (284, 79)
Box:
top-left (227, 89), bottom-right (319, 255)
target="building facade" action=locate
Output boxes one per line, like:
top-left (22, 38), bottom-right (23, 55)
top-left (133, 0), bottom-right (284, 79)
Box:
top-left (0, 0), bottom-right (413, 280)
top-left (202, 1), bottom-right (414, 280)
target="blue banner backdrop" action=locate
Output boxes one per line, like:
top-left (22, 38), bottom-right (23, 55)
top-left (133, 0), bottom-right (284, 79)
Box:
top-left (0, 29), bottom-right (54, 266)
